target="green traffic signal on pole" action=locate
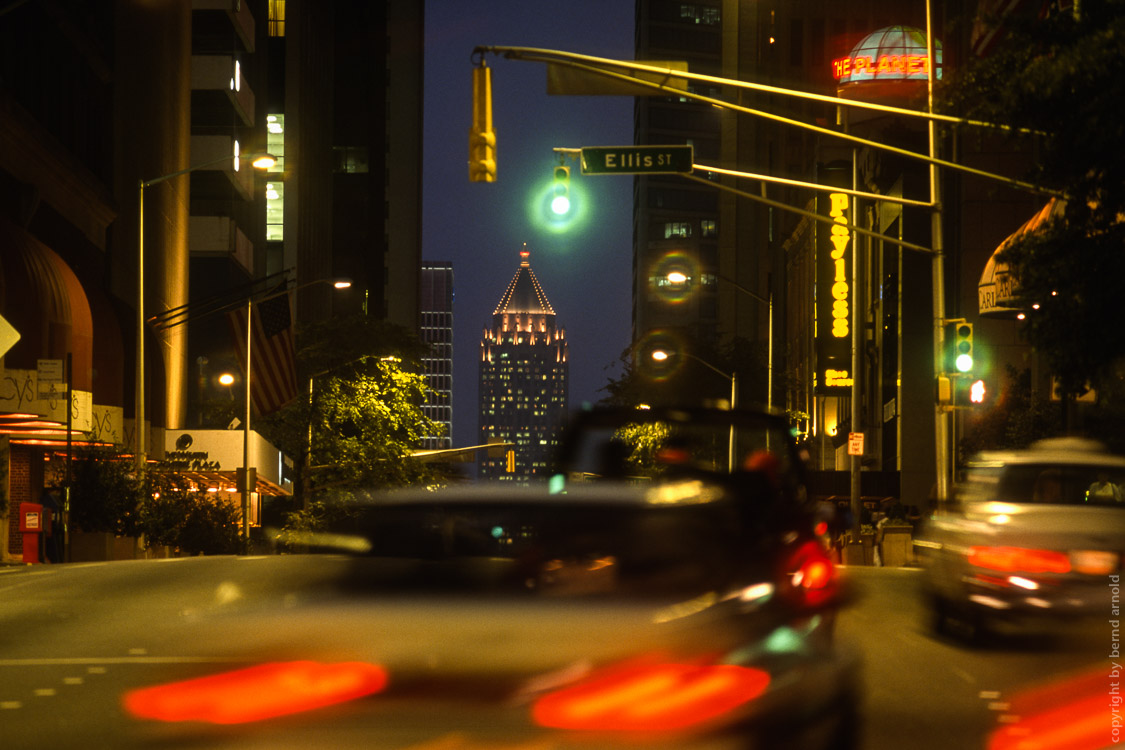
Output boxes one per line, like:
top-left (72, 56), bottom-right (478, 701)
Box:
top-left (551, 165), bottom-right (570, 215)
top-left (953, 322), bottom-right (974, 373)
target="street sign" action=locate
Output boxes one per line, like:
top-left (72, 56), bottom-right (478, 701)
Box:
top-left (0, 313), bottom-right (19, 358)
top-left (580, 145), bottom-right (693, 175)
top-left (847, 432), bottom-right (865, 456)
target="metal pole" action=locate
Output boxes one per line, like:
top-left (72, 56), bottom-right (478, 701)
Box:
top-left (242, 298), bottom-right (252, 552)
top-left (135, 180), bottom-right (145, 470)
top-left (767, 294), bottom-right (773, 412)
top-left (850, 151), bottom-right (862, 542)
top-left (927, 0), bottom-right (951, 507)
top-left (728, 372), bottom-right (738, 473)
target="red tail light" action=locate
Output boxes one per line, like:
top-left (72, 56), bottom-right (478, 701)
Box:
top-left (531, 662), bottom-right (771, 732)
top-left (782, 538), bottom-right (838, 608)
top-left (968, 546), bottom-right (1071, 574)
top-left (988, 669), bottom-right (1107, 750)
top-left (123, 661), bottom-right (388, 724)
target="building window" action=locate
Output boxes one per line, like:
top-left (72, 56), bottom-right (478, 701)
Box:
top-left (664, 222), bottom-right (692, 239)
top-left (701, 219), bottom-right (717, 237)
top-left (268, 0), bottom-right (285, 37)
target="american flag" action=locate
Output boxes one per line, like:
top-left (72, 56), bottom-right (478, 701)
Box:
top-left (227, 287), bottom-right (298, 416)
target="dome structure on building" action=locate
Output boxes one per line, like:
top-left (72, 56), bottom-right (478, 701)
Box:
top-left (833, 25), bottom-right (942, 90)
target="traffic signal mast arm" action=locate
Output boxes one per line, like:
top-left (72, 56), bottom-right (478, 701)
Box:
top-left (471, 45), bottom-right (1064, 200)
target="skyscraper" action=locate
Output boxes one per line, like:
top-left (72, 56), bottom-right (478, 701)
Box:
top-left (420, 261), bottom-right (454, 449)
top-left (479, 250), bottom-right (568, 483)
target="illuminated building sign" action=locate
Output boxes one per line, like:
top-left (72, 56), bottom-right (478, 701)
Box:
top-left (832, 54), bottom-right (933, 82)
top-left (815, 164), bottom-right (853, 396)
top-left (833, 26), bottom-right (942, 85)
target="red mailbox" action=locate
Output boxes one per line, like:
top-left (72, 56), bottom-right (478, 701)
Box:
top-left (19, 502), bottom-right (46, 564)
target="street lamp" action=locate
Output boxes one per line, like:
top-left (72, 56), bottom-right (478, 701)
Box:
top-left (237, 277), bottom-right (350, 550)
top-left (663, 270), bottom-right (773, 412)
top-left (649, 347), bottom-right (738, 472)
top-left (135, 150), bottom-right (276, 471)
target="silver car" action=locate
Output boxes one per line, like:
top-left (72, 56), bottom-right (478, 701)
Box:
top-left (919, 437), bottom-right (1125, 641)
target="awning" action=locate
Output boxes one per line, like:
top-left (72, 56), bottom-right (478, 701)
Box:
top-left (978, 198), bottom-right (1066, 317)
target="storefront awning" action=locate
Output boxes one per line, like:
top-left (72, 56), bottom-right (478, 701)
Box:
top-left (978, 198), bottom-right (1066, 317)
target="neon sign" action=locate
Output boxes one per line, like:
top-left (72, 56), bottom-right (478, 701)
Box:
top-left (832, 54), bottom-right (933, 82)
top-left (828, 193), bottom-right (850, 339)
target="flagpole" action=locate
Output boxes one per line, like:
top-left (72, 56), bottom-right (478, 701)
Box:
top-left (242, 296), bottom-right (252, 553)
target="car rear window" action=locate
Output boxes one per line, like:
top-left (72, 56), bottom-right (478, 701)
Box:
top-left (964, 463), bottom-right (1125, 507)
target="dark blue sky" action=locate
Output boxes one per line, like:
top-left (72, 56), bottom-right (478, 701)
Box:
top-left (422, 1), bottom-right (636, 448)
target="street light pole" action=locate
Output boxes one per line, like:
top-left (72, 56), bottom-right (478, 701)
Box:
top-left (650, 348), bottom-right (737, 472)
top-left (239, 278), bottom-right (350, 550)
top-left (135, 151), bottom-right (276, 471)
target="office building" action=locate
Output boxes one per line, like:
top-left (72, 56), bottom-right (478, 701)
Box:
top-left (478, 251), bottom-right (569, 483)
top-left (420, 262), bottom-right (454, 449)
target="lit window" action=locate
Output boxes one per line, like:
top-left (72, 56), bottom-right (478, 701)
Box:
top-left (701, 219), bottom-right (717, 237)
top-left (269, 0), bottom-right (286, 37)
top-left (664, 222), bottom-right (692, 239)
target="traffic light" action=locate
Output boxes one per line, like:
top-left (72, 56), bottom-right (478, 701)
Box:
top-left (469, 64), bottom-right (496, 182)
top-left (947, 320), bottom-right (974, 373)
top-left (953, 377), bottom-right (988, 408)
top-left (551, 165), bottom-right (570, 215)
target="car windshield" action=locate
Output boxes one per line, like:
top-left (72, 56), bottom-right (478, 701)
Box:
top-left (328, 495), bottom-right (747, 600)
top-left (961, 462), bottom-right (1125, 507)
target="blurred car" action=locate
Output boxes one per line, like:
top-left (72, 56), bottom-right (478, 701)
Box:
top-left (110, 407), bottom-right (855, 749)
top-left (918, 437), bottom-right (1125, 641)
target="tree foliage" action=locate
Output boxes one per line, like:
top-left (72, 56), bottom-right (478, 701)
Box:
top-left (139, 473), bottom-right (241, 555)
top-left (256, 313), bottom-right (443, 533)
top-left (69, 448), bottom-right (142, 537)
top-left (943, 0), bottom-right (1125, 395)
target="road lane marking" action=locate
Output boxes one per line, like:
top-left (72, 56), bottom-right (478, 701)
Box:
top-left (33, 688), bottom-right (56, 697)
top-left (951, 666), bottom-right (977, 684)
top-left (63, 677), bottom-right (84, 685)
top-left (87, 666), bottom-right (107, 674)
top-left (2, 701), bottom-right (23, 709)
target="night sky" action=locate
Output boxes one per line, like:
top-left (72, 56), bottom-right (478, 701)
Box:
top-left (422, 1), bottom-right (637, 449)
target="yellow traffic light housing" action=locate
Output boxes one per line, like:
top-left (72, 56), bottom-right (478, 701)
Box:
top-left (469, 63), bottom-right (496, 182)
top-left (952, 321), bottom-right (973, 373)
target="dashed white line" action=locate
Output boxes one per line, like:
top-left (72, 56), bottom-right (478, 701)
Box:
top-left (33, 688), bottom-right (56, 697)
top-left (1, 701), bottom-right (23, 709)
top-left (63, 677), bottom-right (84, 686)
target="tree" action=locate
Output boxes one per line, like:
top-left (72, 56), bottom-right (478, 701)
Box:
top-left (139, 472), bottom-right (240, 555)
top-left (943, 0), bottom-right (1125, 397)
top-left (256, 314), bottom-right (443, 534)
top-left (69, 447), bottom-right (142, 537)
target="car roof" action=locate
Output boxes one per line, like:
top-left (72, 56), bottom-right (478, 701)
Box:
top-left (967, 437), bottom-right (1125, 469)
top-left (355, 480), bottom-right (732, 509)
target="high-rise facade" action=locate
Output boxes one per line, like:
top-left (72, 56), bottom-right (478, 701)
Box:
top-left (421, 262), bottom-right (454, 449)
top-left (478, 252), bottom-right (569, 483)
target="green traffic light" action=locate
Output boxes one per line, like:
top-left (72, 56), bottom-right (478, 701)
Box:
top-left (551, 194), bottom-right (571, 215)
top-left (955, 353), bottom-right (973, 373)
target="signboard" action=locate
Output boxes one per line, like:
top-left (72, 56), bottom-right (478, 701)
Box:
top-left (847, 432), bottom-right (865, 456)
top-left (815, 161), bottom-right (854, 395)
top-left (0, 314), bottom-right (19, 358)
top-left (580, 145), bottom-right (693, 175)
top-left (37, 359), bottom-right (64, 399)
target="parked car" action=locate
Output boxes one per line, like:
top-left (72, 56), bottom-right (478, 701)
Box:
top-left (918, 437), bottom-right (1125, 642)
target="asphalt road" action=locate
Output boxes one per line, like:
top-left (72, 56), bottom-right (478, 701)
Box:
top-left (836, 565), bottom-right (1109, 750)
top-left (0, 558), bottom-right (1112, 749)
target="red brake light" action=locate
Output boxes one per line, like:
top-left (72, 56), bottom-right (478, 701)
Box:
top-left (531, 662), bottom-right (771, 732)
top-left (122, 661), bottom-right (389, 724)
top-left (783, 539), bottom-right (838, 608)
top-left (968, 546), bottom-right (1071, 574)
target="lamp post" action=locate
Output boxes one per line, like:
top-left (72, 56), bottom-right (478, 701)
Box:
top-left (665, 270), bottom-right (772, 411)
top-left (135, 151), bottom-right (276, 471)
top-left (239, 278), bottom-right (350, 550)
top-left (650, 348), bottom-right (738, 472)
